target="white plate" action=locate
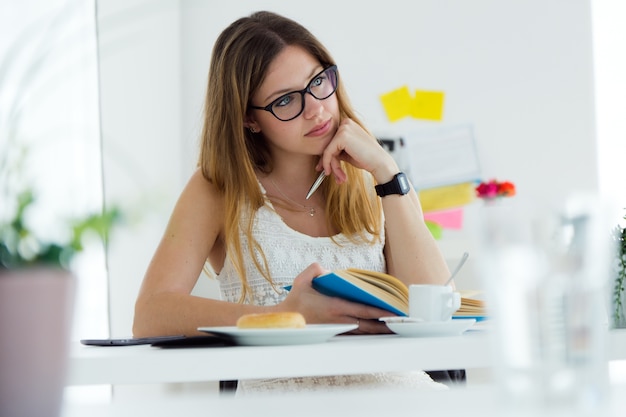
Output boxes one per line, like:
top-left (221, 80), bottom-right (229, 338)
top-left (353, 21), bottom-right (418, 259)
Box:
top-left (197, 324), bottom-right (357, 346)
top-left (380, 318), bottom-right (476, 337)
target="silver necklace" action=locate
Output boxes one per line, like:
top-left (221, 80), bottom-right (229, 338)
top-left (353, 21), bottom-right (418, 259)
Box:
top-left (269, 178), bottom-right (316, 217)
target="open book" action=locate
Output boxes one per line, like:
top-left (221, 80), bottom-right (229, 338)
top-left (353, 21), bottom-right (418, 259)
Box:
top-left (311, 268), bottom-right (485, 318)
top-left (454, 289), bottom-right (487, 319)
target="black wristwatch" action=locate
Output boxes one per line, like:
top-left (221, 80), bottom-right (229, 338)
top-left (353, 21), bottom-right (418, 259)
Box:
top-left (375, 172), bottom-right (410, 197)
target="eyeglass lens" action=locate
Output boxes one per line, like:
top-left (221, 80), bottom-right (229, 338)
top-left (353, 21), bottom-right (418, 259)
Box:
top-left (268, 66), bottom-right (338, 121)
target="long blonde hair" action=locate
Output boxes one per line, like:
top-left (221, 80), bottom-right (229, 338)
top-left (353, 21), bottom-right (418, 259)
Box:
top-left (199, 11), bottom-right (382, 302)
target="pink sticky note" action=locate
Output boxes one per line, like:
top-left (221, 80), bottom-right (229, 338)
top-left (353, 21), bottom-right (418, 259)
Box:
top-left (423, 208), bottom-right (464, 230)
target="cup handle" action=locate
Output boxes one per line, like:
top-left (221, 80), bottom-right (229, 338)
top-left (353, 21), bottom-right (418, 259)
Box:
top-left (452, 292), bottom-right (461, 312)
top-left (442, 292), bottom-right (462, 318)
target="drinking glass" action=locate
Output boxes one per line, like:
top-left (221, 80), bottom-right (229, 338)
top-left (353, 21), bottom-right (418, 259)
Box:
top-left (476, 195), bottom-right (614, 411)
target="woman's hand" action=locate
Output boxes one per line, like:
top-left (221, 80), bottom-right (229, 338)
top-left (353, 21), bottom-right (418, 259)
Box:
top-left (318, 118), bottom-right (398, 185)
top-left (279, 263), bottom-right (393, 335)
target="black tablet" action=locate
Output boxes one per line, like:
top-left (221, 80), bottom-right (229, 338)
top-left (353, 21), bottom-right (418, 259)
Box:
top-left (151, 334), bottom-right (235, 348)
top-left (80, 335), bottom-right (187, 346)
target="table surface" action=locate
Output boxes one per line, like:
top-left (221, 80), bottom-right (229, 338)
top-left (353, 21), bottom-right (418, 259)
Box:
top-left (68, 331), bottom-right (489, 385)
top-left (67, 328), bottom-right (626, 386)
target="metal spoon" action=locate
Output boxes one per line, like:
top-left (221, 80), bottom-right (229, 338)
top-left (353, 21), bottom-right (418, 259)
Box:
top-left (445, 251), bottom-right (469, 286)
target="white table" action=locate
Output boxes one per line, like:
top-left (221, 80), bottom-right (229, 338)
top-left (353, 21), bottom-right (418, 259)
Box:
top-left (67, 329), bottom-right (626, 386)
top-left (68, 332), bottom-right (488, 385)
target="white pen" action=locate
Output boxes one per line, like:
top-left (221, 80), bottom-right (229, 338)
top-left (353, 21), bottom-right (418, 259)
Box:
top-left (305, 171), bottom-right (326, 200)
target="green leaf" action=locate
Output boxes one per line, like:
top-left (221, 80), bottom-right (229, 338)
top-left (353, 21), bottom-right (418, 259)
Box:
top-left (1, 189), bottom-right (122, 270)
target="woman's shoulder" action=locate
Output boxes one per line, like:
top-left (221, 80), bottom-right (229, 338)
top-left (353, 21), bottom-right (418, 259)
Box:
top-left (186, 168), bottom-right (219, 191)
top-left (178, 169), bottom-right (224, 212)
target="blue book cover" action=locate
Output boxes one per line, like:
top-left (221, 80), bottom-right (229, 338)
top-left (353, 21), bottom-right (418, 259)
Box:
top-left (311, 272), bottom-right (408, 317)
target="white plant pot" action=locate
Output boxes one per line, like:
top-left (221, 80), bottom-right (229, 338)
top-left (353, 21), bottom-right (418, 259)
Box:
top-left (0, 268), bottom-right (75, 417)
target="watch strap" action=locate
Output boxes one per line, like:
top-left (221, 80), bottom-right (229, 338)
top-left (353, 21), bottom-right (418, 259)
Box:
top-left (375, 172), bottom-right (410, 197)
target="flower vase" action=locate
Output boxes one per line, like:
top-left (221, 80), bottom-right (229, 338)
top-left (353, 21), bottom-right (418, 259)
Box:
top-left (480, 196), bottom-right (508, 208)
top-left (0, 268), bottom-right (75, 417)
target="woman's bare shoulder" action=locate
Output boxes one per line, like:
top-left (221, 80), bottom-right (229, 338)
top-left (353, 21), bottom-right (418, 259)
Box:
top-left (174, 169), bottom-right (224, 217)
top-left (185, 169), bottom-right (221, 196)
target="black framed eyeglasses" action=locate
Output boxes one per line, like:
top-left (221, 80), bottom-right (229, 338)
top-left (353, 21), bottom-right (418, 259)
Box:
top-left (250, 65), bottom-right (338, 122)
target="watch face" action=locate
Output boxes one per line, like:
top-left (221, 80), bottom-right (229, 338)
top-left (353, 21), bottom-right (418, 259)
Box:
top-left (375, 172), bottom-right (410, 197)
top-left (397, 173), bottom-right (410, 193)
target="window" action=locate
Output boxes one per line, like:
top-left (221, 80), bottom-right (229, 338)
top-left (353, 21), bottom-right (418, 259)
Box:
top-left (1, 0), bottom-right (109, 341)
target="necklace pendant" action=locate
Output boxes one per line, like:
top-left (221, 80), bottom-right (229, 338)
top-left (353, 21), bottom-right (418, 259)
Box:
top-left (309, 207), bottom-right (315, 217)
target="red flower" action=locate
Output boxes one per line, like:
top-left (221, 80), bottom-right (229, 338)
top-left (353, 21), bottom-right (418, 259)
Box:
top-left (497, 181), bottom-right (516, 197)
top-left (476, 179), bottom-right (516, 199)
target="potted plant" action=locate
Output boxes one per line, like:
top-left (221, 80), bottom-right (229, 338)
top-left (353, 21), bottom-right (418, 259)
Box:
top-left (0, 188), bottom-right (119, 417)
top-left (611, 209), bottom-right (626, 328)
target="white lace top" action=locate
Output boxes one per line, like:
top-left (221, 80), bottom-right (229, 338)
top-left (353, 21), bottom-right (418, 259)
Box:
top-left (217, 201), bottom-right (386, 305)
top-left (215, 185), bottom-right (444, 394)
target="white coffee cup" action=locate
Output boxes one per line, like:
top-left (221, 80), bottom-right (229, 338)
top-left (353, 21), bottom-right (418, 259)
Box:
top-left (409, 285), bottom-right (461, 322)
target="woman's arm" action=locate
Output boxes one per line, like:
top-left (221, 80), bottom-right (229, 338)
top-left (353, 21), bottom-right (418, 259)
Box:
top-left (319, 119), bottom-right (451, 287)
top-left (133, 169), bottom-right (263, 336)
top-left (378, 177), bottom-right (451, 285)
top-left (133, 170), bottom-right (391, 337)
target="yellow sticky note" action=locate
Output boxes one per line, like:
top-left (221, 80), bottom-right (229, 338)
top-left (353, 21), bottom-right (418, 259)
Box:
top-left (411, 90), bottom-right (445, 121)
top-left (418, 182), bottom-right (475, 212)
top-left (380, 86), bottom-right (413, 122)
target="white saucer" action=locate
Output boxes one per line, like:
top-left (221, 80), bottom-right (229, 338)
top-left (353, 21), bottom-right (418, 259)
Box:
top-left (379, 317), bottom-right (476, 337)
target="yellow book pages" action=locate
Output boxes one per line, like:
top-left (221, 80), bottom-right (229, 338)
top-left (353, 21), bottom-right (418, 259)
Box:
top-left (459, 289), bottom-right (483, 299)
top-left (344, 268), bottom-right (408, 291)
top-left (459, 291), bottom-right (485, 306)
top-left (330, 270), bottom-right (408, 314)
top-left (344, 269), bottom-right (409, 301)
top-left (325, 269), bottom-right (486, 317)
top-left (354, 276), bottom-right (409, 305)
top-left (457, 290), bottom-right (487, 316)
top-left (457, 306), bottom-right (485, 314)
top-left (460, 298), bottom-right (485, 307)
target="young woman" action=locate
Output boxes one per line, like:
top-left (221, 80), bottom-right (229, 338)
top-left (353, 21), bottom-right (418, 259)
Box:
top-left (133, 10), bottom-right (451, 393)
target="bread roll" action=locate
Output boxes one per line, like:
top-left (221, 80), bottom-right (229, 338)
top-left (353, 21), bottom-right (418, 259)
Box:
top-left (236, 312), bottom-right (306, 329)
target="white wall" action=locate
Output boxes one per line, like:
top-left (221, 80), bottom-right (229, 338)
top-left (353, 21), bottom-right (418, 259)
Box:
top-left (179, 0), bottom-right (598, 290)
top-left (181, 0), bottom-right (598, 204)
top-left (97, 0), bottom-right (183, 336)
top-left (592, 0), bottom-right (626, 215)
top-left (99, 0), bottom-right (599, 335)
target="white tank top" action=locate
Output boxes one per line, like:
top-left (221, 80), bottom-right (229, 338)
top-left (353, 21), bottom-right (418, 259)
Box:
top-left (216, 189), bottom-right (386, 305)
top-left (215, 183), bottom-right (444, 394)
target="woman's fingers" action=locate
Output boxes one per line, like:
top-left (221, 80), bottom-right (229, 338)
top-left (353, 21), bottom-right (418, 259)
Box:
top-left (320, 119), bottom-right (393, 178)
top-left (291, 262), bottom-right (328, 288)
top-left (346, 317), bottom-right (393, 335)
top-left (286, 264), bottom-right (397, 335)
